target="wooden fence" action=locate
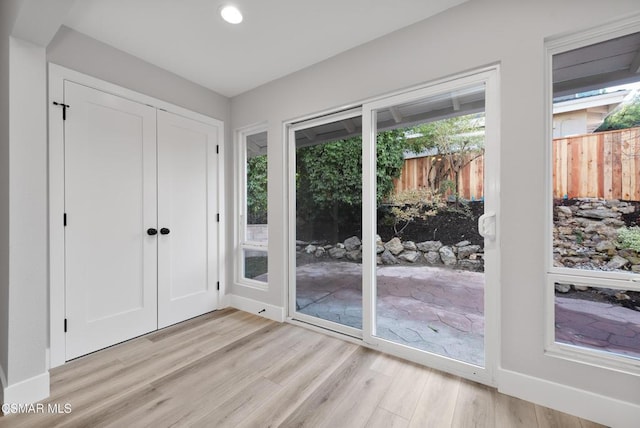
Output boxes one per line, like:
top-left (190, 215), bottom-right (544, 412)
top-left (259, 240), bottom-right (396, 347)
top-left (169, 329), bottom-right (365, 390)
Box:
top-left (393, 153), bottom-right (485, 200)
top-left (553, 127), bottom-right (640, 200)
top-left (393, 127), bottom-right (640, 201)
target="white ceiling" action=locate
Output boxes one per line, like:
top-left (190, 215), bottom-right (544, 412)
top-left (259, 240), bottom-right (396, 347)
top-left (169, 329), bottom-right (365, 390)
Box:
top-left (63, 0), bottom-right (468, 97)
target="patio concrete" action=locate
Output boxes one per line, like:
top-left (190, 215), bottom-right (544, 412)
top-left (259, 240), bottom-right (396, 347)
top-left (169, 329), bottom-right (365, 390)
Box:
top-left (295, 261), bottom-right (640, 366)
top-left (295, 261), bottom-right (485, 366)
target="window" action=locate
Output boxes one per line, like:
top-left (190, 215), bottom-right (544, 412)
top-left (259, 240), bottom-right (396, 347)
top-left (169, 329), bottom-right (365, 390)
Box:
top-left (237, 125), bottom-right (268, 287)
top-left (547, 23), bottom-right (640, 371)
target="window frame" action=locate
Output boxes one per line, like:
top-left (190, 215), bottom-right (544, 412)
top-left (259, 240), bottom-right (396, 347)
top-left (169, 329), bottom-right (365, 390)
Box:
top-left (235, 123), bottom-right (269, 289)
top-left (544, 15), bottom-right (640, 374)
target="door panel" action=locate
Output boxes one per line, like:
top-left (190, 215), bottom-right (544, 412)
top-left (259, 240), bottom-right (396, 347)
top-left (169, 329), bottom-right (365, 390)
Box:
top-left (64, 81), bottom-right (158, 360)
top-left (362, 69), bottom-right (499, 384)
top-left (157, 111), bottom-right (218, 328)
top-left (289, 110), bottom-right (364, 337)
top-left (372, 83), bottom-right (487, 367)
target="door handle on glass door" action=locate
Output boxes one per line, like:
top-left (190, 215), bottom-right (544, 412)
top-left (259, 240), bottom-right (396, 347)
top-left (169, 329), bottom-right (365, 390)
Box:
top-left (147, 228), bottom-right (158, 236)
top-left (478, 212), bottom-right (496, 240)
top-left (160, 228), bottom-right (170, 235)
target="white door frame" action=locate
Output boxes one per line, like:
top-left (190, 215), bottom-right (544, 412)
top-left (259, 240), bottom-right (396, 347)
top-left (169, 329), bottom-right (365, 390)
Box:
top-left (285, 66), bottom-right (501, 386)
top-left (287, 108), bottom-right (364, 338)
top-left (48, 64), bottom-right (226, 368)
top-left (362, 67), bottom-right (501, 386)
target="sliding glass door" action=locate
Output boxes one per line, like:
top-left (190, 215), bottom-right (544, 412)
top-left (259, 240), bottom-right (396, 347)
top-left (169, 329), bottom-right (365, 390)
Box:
top-left (289, 68), bottom-right (499, 384)
top-left (288, 109), bottom-right (364, 337)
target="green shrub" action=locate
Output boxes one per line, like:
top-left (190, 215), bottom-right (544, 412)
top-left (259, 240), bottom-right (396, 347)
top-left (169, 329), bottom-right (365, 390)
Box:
top-left (387, 188), bottom-right (445, 235)
top-left (617, 226), bottom-right (640, 252)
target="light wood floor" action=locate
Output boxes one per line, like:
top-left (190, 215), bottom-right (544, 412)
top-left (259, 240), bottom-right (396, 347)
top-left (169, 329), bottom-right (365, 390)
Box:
top-left (0, 308), bottom-right (603, 428)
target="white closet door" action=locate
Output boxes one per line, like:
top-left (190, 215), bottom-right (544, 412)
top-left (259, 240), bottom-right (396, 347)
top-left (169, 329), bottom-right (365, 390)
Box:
top-left (64, 81), bottom-right (158, 360)
top-left (157, 110), bottom-right (219, 328)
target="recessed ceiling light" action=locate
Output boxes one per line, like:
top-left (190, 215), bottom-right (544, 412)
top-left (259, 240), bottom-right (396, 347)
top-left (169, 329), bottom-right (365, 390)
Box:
top-left (220, 5), bottom-right (243, 24)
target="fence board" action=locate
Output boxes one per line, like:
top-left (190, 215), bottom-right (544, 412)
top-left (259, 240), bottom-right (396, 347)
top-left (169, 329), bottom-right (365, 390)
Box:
top-left (597, 135), bottom-right (604, 199)
top-left (603, 133), bottom-right (613, 199)
top-left (612, 131), bottom-right (623, 199)
top-left (393, 127), bottom-right (640, 202)
top-left (621, 136), bottom-right (631, 200)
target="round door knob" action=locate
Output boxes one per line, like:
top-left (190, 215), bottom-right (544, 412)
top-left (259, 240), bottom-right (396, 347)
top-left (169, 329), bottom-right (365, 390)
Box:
top-left (160, 227), bottom-right (170, 235)
top-left (147, 228), bottom-right (158, 236)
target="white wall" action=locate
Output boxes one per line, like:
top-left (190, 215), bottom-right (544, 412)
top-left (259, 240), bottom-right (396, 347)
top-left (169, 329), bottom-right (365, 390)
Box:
top-left (0, 0), bottom-right (23, 403)
top-left (47, 26), bottom-right (230, 125)
top-left (230, 0), bottom-right (640, 423)
top-left (7, 35), bottom-right (49, 390)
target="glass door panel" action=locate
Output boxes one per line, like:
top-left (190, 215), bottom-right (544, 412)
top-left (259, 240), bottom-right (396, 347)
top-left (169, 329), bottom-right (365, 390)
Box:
top-left (290, 111), bottom-right (364, 335)
top-left (371, 83), bottom-right (488, 367)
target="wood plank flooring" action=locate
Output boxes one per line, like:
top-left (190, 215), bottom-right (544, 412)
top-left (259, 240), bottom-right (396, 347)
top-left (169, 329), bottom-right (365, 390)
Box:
top-left (0, 309), bottom-right (602, 427)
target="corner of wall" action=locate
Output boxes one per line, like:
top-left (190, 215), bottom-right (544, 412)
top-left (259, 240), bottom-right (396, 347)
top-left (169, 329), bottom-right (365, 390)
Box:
top-left (230, 294), bottom-right (285, 322)
top-left (498, 368), bottom-right (640, 428)
top-left (1, 371), bottom-right (49, 412)
top-left (0, 363), bottom-right (6, 403)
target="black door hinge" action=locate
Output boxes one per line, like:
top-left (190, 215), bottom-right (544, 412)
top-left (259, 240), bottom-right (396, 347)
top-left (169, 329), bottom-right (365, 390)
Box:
top-left (64, 318), bottom-right (67, 333)
top-left (63, 213), bottom-right (67, 227)
top-left (217, 281), bottom-right (220, 291)
top-left (216, 213), bottom-right (220, 222)
top-left (52, 101), bottom-right (70, 120)
top-left (216, 145), bottom-right (219, 154)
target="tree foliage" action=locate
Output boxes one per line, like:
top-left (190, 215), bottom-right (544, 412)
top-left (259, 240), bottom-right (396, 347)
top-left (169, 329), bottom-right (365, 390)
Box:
top-left (246, 154), bottom-right (268, 224)
top-left (245, 113), bottom-right (483, 240)
top-left (295, 130), bottom-right (406, 241)
top-left (406, 114), bottom-right (484, 200)
top-left (296, 129), bottom-right (406, 207)
top-left (596, 93), bottom-right (640, 132)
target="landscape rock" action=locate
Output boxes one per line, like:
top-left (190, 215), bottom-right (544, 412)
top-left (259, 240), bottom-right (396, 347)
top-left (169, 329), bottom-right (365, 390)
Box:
top-left (344, 236), bottom-right (361, 251)
top-left (595, 241), bottom-right (616, 253)
top-left (439, 246), bottom-right (457, 266)
top-left (403, 241), bottom-right (417, 251)
top-left (455, 240), bottom-right (471, 247)
top-left (314, 247), bottom-right (325, 257)
top-left (555, 283), bottom-right (571, 293)
top-left (553, 198), bottom-right (639, 272)
top-left (424, 251), bottom-right (440, 264)
top-left (384, 237), bottom-right (404, 255)
top-left (376, 235), bottom-right (384, 253)
top-left (417, 240), bottom-right (443, 252)
top-left (457, 245), bottom-right (481, 259)
top-left (346, 250), bottom-right (362, 261)
top-left (575, 209), bottom-right (618, 220)
top-left (457, 259), bottom-right (483, 271)
top-left (606, 255), bottom-right (629, 270)
top-left (381, 249), bottom-right (398, 265)
top-left (399, 251), bottom-right (420, 263)
top-left (304, 244), bottom-right (317, 254)
top-left (615, 292), bottom-right (630, 301)
top-left (329, 247), bottom-right (347, 259)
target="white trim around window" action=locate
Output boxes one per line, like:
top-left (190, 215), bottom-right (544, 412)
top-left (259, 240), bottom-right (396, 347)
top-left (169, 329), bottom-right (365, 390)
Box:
top-left (544, 13), bottom-right (640, 375)
top-left (234, 123), bottom-right (269, 289)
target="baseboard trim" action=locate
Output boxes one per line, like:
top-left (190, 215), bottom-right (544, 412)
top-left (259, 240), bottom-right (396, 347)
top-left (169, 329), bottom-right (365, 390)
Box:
top-left (219, 293), bottom-right (232, 308)
top-left (0, 364), bottom-right (6, 404)
top-left (498, 369), bottom-right (639, 428)
top-left (230, 295), bottom-right (285, 322)
top-left (1, 371), bottom-right (49, 413)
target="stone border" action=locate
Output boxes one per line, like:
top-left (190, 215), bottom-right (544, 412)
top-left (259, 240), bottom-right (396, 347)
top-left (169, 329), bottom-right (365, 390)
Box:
top-left (296, 235), bottom-right (484, 272)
